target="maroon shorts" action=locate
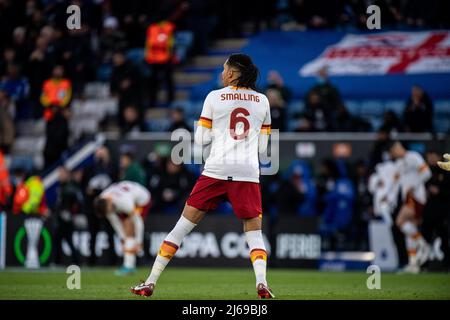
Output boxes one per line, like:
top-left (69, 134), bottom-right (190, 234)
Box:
top-left (186, 175), bottom-right (262, 219)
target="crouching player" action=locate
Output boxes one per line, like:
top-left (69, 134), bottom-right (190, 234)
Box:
top-left (131, 53), bottom-right (274, 299)
top-left (94, 181), bottom-right (151, 275)
top-left (388, 141), bottom-right (432, 273)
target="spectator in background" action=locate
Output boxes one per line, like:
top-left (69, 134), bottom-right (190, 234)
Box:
top-left (296, 90), bottom-right (331, 132)
top-left (0, 64), bottom-right (29, 115)
top-left (277, 160), bottom-right (317, 216)
top-left (169, 107), bottom-right (191, 131)
top-left (332, 104), bottom-right (355, 132)
top-left (380, 110), bottom-right (403, 133)
top-left (12, 169), bottom-right (48, 217)
top-left (368, 127), bottom-right (391, 171)
top-left (144, 142), bottom-right (172, 187)
top-left (52, 166), bottom-right (82, 266)
top-left (247, 0), bottom-right (277, 34)
top-left (307, 66), bottom-right (341, 113)
top-left (350, 159), bottom-right (371, 250)
top-left (121, 104), bottom-right (145, 135)
top-left (119, 151), bottom-right (146, 186)
top-left (43, 108), bottom-right (70, 169)
top-left (334, 104), bottom-right (371, 132)
top-left (60, 24), bottom-right (94, 96)
top-left (0, 47), bottom-right (19, 76)
top-left (421, 150), bottom-right (450, 270)
top-left (0, 90), bottom-right (15, 154)
top-left (145, 19), bottom-right (176, 108)
top-left (110, 51), bottom-right (141, 127)
top-left (265, 70), bottom-right (291, 103)
top-left (40, 65), bottom-right (72, 121)
top-left (27, 35), bottom-right (52, 118)
top-left (99, 16), bottom-right (128, 64)
top-left (11, 26), bottom-right (28, 63)
top-left (81, 146), bottom-right (116, 266)
top-left (318, 159), bottom-right (355, 250)
top-left (149, 158), bottom-right (193, 214)
top-left (403, 85), bottom-right (433, 133)
top-left (0, 151), bottom-right (12, 211)
top-left (265, 88), bottom-right (286, 131)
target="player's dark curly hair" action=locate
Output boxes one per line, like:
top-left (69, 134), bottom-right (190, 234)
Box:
top-left (226, 53), bottom-right (259, 91)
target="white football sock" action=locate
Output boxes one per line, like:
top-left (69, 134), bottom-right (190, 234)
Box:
top-left (145, 215), bottom-right (197, 285)
top-left (123, 237), bottom-right (136, 269)
top-left (400, 221), bottom-right (418, 236)
top-left (165, 215), bottom-right (197, 246)
top-left (245, 230), bottom-right (268, 287)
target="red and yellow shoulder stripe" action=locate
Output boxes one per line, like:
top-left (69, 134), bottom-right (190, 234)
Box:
top-left (261, 124), bottom-right (271, 135)
top-left (198, 117), bottom-right (212, 129)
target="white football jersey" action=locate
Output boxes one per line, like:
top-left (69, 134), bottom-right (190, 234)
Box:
top-left (100, 181), bottom-right (150, 215)
top-left (197, 86), bottom-right (271, 183)
top-left (394, 151), bottom-right (429, 204)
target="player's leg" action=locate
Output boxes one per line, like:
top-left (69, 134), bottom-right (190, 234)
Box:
top-left (116, 216), bottom-right (137, 275)
top-left (132, 175), bottom-right (225, 296)
top-left (229, 181), bottom-right (274, 298)
top-left (144, 205), bottom-right (205, 285)
top-left (243, 218), bottom-right (267, 287)
top-left (396, 201), bottom-right (427, 271)
top-left (243, 218), bottom-right (274, 298)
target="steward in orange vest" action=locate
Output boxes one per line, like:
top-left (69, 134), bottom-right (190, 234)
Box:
top-left (0, 151), bottom-right (12, 210)
top-left (145, 21), bottom-right (176, 65)
top-left (40, 66), bottom-right (72, 121)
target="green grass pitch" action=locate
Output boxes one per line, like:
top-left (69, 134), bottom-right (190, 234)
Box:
top-left (0, 267), bottom-right (449, 300)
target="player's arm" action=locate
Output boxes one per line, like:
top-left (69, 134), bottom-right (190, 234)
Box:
top-left (437, 153), bottom-right (450, 171)
top-left (194, 92), bottom-right (213, 145)
top-left (415, 155), bottom-right (432, 183)
top-left (106, 212), bottom-right (126, 241)
top-left (259, 98), bottom-right (271, 153)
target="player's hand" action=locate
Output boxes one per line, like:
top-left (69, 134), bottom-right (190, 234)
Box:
top-left (437, 153), bottom-right (450, 171)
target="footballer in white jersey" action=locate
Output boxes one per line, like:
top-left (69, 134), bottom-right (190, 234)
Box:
top-left (132, 54), bottom-right (274, 299)
top-left (197, 85), bottom-right (271, 183)
top-left (388, 141), bottom-right (431, 273)
top-left (368, 160), bottom-right (399, 226)
top-left (95, 181), bottom-right (151, 275)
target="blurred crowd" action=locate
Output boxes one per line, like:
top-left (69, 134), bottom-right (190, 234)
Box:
top-left (0, 1), bottom-right (445, 169)
top-left (263, 68), bottom-right (436, 133)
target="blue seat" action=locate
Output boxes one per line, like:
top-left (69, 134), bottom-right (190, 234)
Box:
top-left (434, 101), bottom-right (450, 115)
top-left (360, 100), bottom-right (384, 117)
top-left (189, 101), bottom-right (203, 118)
top-left (174, 31), bottom-right (194, 63)
top-left (344, 100), bottom-right (361, 116)
top-left (368, 117), bottom-right (383, 132)
top-left (146, 119), bottom-right (171, 132)
top-left (287, 101), bottom-right (304, 116)
top-left (170, 100), bottom-right (192, 114)
top-left (126, 48), bottom-right (144, 63)
top-left (126, 48), bottom-right (151, 77)
top-left (384, 100), bottom-right (405, 116)
top-left (287, 118), bottom-right (299, 131)
top-left (433, 117), bottom-right (450, 133)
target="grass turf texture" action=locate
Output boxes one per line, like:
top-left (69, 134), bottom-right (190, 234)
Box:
top-left (0, 267), bottom-right (449, 300)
